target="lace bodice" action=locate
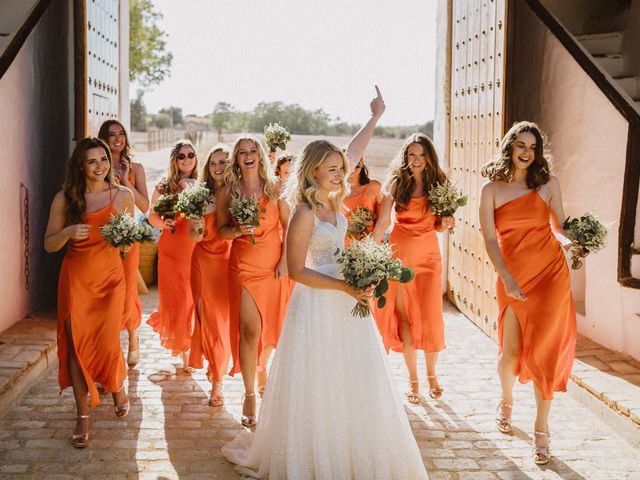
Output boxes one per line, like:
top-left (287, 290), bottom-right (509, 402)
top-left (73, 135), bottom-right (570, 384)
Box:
top-left (306, 212), bottom-right (347, 269)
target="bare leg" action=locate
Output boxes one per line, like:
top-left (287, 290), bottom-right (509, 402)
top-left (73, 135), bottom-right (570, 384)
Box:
top-left (497, 306), bottom-right (522, 431)
top-left (127, 327), bottom-right (140, 367)
top-left (533, 387), bottom-right (552, 447)
top-left (426, 352), bottom-right (443, 398)
top-left (239, 287), bottom-right (262, 422)
top-left (64, 319), bottom-right (89, 438)
top-left (396, 288), bottom-right (420, 403)
top-left (257, 345), bottom-right (274, 398)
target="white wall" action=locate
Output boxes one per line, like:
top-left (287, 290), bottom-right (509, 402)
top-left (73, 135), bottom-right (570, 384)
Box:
top-left (0, 0), bottom-right (72, 332)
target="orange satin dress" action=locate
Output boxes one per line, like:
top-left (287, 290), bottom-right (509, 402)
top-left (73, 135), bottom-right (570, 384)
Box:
top-left (57, 188), bottom-right (127, 407)
top-left (147, 215), bottom-right (196, 354)
top-left (495, 190), bottom-right (577, 400)
top-left (228, 197), bottom-right (283, 375)
top-left (120, 170), bottom-right (142, 332)
top-left (343, 184), bottom-right (378, 246)
top-left (375, 197), bottom-right (445, 353)
top-left (189, 212), bottom-right (232, 381)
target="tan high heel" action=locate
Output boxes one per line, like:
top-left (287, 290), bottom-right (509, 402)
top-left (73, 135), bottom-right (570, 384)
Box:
top-left (72, 414), bottom-right (90, 449)
top-left (532, 431), bottom-right (552, 465)
top-left (427, 375), bottom-right (443, 400)
top-left (127, 333), bottom-right (140, 368)
top-left (405, 380), bottom-right (422, 405)
top-left (241, 392), bottom-right (257, 428)
top-left (209, 382), bottom-right (224, 407)
top-left (114, 389), bottom-right (130, 418)
top-left (495, 399), bottom-right (513, 434)
top-left (181, 351), bottom-right (194, 374)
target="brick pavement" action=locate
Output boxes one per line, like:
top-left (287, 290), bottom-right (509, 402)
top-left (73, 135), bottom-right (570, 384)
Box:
top-left (0, 289), bottom-right (639, 480)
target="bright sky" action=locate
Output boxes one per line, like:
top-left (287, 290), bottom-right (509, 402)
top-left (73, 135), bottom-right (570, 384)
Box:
top-left (139, 0), bottom-right (437, 126)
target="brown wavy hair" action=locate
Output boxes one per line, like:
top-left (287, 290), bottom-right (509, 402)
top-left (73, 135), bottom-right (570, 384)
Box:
top-left (354, 157), bottom-right (371, 185)
top-left (275, 153), bottom-right (294, 178)
top-left (156, 140), bottom-right (199, 194)
top-left (97, 119), bottom-right (134, 161)
top-left (385, 133), bottom-right (446, 211)
top-left (199, 143), bottom-right (230, 194)
top-left (481, 121), bottom-right (551, 189)
top-left (62, 137), bottom-right (114, 225)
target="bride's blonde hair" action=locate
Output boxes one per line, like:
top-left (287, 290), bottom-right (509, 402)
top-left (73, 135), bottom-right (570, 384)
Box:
top-left (224, 135), bottom-right (278, 202)
top-left (285, 140), bottom-right (349, 211)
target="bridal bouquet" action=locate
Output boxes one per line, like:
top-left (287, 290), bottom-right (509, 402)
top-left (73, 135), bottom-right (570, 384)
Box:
top-left (428, 181), bottom-right (468, 233)
top-left (336, 238), bottom-right (414, 318)
top-left (229, 196), bottom-right (265, 245)
top-left (263, 122), bottom-right (291, 153)
top-left (152, 193), bottom-right (178, 233)
top-left (101, 212), bottom-right (146, 258)
top-left (562, 213), bottom-right (608, 269)
top-left (173, 182), bottom-right (210, 234)
top-left (346, 206), bottom-right (376, 240)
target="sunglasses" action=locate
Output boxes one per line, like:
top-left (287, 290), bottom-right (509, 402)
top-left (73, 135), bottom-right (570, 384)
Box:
top-left (177, 152), bottom-right (196, 160)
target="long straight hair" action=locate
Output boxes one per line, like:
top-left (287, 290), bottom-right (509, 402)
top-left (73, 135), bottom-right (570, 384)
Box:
top-left (97, 119), bottom-right (134, 161)
top-left (199, 143), bottom-right (230, 195)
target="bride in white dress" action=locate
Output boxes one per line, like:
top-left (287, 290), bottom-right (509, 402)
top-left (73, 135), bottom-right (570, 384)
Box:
top-left (222, 87), bottom-right (428, 480)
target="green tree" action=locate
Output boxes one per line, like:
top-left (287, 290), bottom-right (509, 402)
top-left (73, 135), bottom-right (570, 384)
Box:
top-left (210, 102), bottom-right (236, 139)
top-left (158, 106), bottom-right (183, 127)
top-left (130, 90), bottom-right (148, 131)
top-left (151, 113), bottom-right (172, 129)
top-left (129, 0), bottom-right (173, 87)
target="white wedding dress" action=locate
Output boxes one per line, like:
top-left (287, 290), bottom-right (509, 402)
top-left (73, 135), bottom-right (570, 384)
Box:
top-left (222, 213), bottom-right (428, 480)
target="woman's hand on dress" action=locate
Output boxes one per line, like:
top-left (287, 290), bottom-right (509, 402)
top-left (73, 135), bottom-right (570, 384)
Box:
top-left (179, 178), bottom-right (197, 189)
top-left (503, 277), bottom-right (526, 301)
top-left (162, 217), bottom-right (175, 230)
top-left (121, 244), bottom-right (132, 255)
top-left (235, 224), bottom-right (255, 237)
top-left (344, 284), bottom-right (375, 304)
top-left (191, 217), bottom-right (205, 233)
top-left (370, 85), bottom-right (385, 119)
top-left (63, 223), bottom-right (92, 241)
top-left (441, 216), bottom-right (456, 230)
top-left (276, 257), bottom-right (288, 279)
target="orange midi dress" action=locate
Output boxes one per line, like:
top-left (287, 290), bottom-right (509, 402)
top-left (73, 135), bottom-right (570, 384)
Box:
top-left (494, 190), bottom-right (577, 400)
top-left (147, 216), bottom-right (196, 354)
top-left (189, 212), bottom-right (232, 381)
top-left (228, 197), bottom-right (283, 375)
top-left (57, 189), bottom-right (127, 407)
top-left (375, 197), bottom-right (445, 353)
top-left (343, 185), bottom-right (378, 245)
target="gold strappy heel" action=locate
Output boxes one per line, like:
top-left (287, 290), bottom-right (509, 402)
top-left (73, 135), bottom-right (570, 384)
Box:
top-left (427, 375), bottom-right (443, 400)
top-left (495, 399), bottom-right (513, 434)
top-left (72, 414), bottom-right (90, 449)
top-left (241, 392), bottom-right (257, 428)
top-left (405, 380), bottom-right (422, 405)
top-left (533, 431), bottom-right (552, 465)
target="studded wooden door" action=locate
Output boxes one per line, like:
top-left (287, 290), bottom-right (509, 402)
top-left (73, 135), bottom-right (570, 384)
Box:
top-left (75, 0), bottom-right (121, 138)
top-left (447, 0), bottom-right (507, 341)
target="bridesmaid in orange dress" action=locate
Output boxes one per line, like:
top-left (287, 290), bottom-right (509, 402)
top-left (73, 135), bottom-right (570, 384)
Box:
top-left (343, 156), bottom-right (382, 240)
top-left (148, 140), bottom-right (199, 371)
top-left (98, 120), bottom-right (149, 368)
top-left (44, 138), bottom-right (133, 448)
top-left (373, 133), bottom-right (455, 405)
top-left (479, 121), bottom-right (577, 465)
top-left (217, 136), bottom-right (288, 427)
top-left (188, 144), bottom-right (232, 407)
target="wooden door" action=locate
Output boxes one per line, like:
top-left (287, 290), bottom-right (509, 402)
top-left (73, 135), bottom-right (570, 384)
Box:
top-left (448, 0), bottom-right (507, 341)
top-left (75, 0), bottom-right (121, 139)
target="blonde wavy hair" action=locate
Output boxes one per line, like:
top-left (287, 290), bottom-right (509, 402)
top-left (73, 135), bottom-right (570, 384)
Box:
top-left (224, 135), bottom-right (278, 202)
top-left (199, 143), bottom-right (230, 195)
top-left (156, 139), bottom-right (199, 194)
top-left (285, 140), bottom-right (349, 212)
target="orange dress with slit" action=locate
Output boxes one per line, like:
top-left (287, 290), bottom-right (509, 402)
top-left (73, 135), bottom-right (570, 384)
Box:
top-left (57, 190), bottom-right (127, 407)
top-left (228, 197), bottom-right (283, 375)
top-left (494, 190), bottom-right (576, 400)
top-left (374, 197), bottom-right (445, 353)
top-left (147, 215), bottom-right (196, 353)
top-left (189, 212), bottom-right (232, 381)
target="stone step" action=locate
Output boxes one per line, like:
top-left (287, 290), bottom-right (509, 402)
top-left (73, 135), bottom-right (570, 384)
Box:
top-left (615, 76), bottom-right (640, 99)
top-left (577, 31), bottom-right (623, 55)
top-left (594, 54), bottom-right (626, 77)
top-left (0, 309), bottom-right (57, 418)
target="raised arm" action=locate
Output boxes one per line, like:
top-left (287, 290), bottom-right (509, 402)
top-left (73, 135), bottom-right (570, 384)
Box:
top-left (479, 183), bottom-right (526, 301)
top-left (372, 192), bottom-right (394, 244)
top-left (345, 85), bottom-right (385, 169)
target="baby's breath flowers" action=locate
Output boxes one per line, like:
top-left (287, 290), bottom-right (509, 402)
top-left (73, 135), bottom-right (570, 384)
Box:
top-left (101, 212), bottom-right (148, 258)
top-left (263, 123), bottom-right (291, 153)
top-left (562, 213), bottom-right (608, 269)
top-left (346, 206), bottom-right (376, 240)
top-left (428, 181), bottom-right (468, 233)
top-left (229, 196), bottom-right (265, 245)
top-left (173, 183), bottom-right (210, 234)
top-left (336, 238), bottom-right (414, 318)
top-left (152, 194), bottom-right (178, 233)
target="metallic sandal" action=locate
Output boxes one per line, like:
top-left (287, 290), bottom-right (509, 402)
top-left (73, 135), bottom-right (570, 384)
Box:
top-left (72, 414), bottom-right (90, 449)
top-left (427, 375), bottom-right (444, 400)
top-left (533, 431), bottom-right (552, 465)
top-left (495, 399), bottom-right (513, 434)
top-left (405, 380), bottom-right (422, 405)
top-left (241, 392), bottom-right (257, 428)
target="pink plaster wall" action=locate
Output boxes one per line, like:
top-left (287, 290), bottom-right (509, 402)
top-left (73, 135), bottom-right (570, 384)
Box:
top-left (0, 0), bottom-right (72, 332)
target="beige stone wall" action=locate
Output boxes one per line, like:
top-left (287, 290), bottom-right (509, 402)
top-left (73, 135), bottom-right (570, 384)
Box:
top-left (0, 0), bottom-right (73, 332)
top-left (508, 1), bottom-right (640, 359)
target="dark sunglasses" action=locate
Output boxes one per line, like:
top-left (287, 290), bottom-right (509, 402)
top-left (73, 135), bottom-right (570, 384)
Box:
top-left (177, 152), bottom-right (196, 160)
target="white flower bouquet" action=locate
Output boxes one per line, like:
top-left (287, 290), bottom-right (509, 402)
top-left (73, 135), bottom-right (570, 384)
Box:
top-left (428, 181), bottom-right (468, 233)
top-left (229, 196), bottom-right (265, 245)
top-left (347, 206), bottom-right (376, 240)
top-left (101, 212), bottom-right (147, 258)
top-left (263, 122), bottom-right (291, 153)
top-left (173, 182), bottom-right (210, 234)
top-left (336, 237), bottom-right (414, 317)
top-left (562, 213), bottom-right (608, 269)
